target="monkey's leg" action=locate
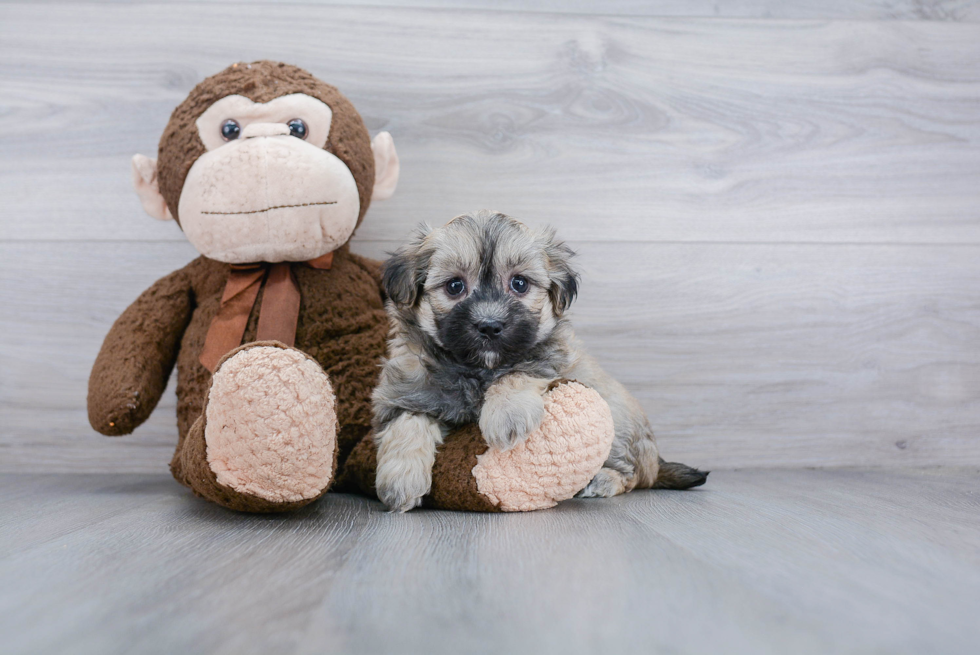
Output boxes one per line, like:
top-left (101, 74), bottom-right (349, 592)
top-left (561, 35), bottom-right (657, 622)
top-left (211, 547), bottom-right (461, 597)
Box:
top-left (173, 341), bottom-right (338, 513)
top-left (345, 380), bottom-right (615, 512)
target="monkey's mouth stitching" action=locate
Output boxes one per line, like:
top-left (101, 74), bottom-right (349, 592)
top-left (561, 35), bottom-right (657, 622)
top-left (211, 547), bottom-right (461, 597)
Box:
top-left (202, 201), bottom-right (337, 216)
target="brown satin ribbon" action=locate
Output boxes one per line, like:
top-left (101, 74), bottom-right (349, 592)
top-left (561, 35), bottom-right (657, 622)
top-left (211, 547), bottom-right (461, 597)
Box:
top-left (199, 251), bottom-right (334, 372)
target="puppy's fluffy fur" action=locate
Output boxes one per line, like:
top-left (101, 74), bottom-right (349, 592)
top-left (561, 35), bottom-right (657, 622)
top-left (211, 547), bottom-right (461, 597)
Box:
top-left (373, 210), bottom-right (707, 512)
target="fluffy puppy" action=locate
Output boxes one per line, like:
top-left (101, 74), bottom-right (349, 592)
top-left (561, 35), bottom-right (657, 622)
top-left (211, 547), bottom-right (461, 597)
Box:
top-left (372, 210), bottom-right (707, 512)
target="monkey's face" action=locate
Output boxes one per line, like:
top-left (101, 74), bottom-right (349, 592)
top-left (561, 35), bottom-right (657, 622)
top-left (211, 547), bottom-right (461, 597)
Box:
top-left (383, 211), bottom-right (580, 370)
top-left (133, 62), bottom-right (399, 264)
top-left (178, 94), bottom-right (361, 263)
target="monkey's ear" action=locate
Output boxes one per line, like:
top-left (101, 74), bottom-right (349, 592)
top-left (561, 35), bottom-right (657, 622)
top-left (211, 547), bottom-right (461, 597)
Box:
top-left (371, 132), bottom-right (400, 201)
top-left (131, 155), bottom-right (173, 221)
top-left (541, 228), bottom-right (580, 315)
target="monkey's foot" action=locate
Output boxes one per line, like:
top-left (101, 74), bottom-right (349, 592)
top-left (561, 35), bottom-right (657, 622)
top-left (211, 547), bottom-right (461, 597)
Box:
top-left (180, 341), bottom-right (338, 512)
top-left (469, 381), bottom-right (615, 511)
top-left (343, 380), bottom-right (615, 512)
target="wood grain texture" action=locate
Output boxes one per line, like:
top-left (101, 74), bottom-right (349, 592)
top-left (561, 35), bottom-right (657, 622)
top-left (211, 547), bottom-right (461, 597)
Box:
top-left (2, 239), bottom-right (978, 472)
top-left (1, 2), bottom-right (978, 472)
top-left (4, 0), bottom-right (979, 21)
top-left (2, 469), bottom-right (979, 654)
top-left (1, 4), bottom-right (980, 245)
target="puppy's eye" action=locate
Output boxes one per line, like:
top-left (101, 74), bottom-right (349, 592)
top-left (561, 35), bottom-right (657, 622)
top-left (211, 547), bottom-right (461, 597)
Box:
top-left (445, 278), bottom-right (466, 297)
top-left (221, 119), bottom-right (241, 141)
top-left (510, 275), bottom-right (529, 294)
top-left (287, 118), bottom-right (308, 140)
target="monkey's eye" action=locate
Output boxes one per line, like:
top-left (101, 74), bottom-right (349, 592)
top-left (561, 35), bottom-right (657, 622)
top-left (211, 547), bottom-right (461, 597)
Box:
top-left (287, 118), bottom-right (308, 139)
top-left (445, 278), bottom-right (466, 297)
top-left (220, 119), bottom-right (241, 141)
top-left (510, 275), bottom-right (529, 294)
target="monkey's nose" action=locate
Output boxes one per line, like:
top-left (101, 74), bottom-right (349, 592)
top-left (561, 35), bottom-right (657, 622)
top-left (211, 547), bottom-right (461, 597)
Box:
top-left (241, 122), bottom-right (291, 139)
top-left (476, 320), bottom-right (505, 338)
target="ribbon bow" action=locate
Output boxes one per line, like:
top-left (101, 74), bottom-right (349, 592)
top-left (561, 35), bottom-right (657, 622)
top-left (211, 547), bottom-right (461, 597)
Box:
top-left (199, 251), bottom-right (334, 372)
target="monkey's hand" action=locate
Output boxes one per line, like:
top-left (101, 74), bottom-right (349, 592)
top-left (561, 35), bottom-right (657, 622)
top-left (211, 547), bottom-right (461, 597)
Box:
top-left (479, 375), bottom-right (549, 450)
top-left (88, 266), bottom-right (194, 436)
top-left (374, 412), bottom-right (444, 512)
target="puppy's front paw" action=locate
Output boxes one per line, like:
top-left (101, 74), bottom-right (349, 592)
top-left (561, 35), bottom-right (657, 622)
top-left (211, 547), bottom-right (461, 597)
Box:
top-left (374, 412), bottom-right (442, 512)
top-left (376, 457), bottom-right (431, 512)
top-left (479, 388), bottom-right (545, 450)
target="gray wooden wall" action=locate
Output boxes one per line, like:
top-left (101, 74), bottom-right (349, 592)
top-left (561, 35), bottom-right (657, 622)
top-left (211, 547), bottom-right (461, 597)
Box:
top-left (2, 1), bottom-right (979, 473)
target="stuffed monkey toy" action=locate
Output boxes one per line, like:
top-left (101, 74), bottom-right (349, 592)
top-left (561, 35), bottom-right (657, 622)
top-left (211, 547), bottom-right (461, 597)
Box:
top-left (88, 61), bottom-right (614, 513)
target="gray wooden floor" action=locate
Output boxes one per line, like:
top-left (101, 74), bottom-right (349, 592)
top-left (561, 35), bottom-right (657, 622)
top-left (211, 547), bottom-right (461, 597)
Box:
top-left (2, 468), bottom-right (978, 655)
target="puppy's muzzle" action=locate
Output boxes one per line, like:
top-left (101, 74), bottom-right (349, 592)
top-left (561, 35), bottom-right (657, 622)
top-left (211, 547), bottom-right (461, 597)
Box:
top-left (476, 319), bottom-right (505, 339)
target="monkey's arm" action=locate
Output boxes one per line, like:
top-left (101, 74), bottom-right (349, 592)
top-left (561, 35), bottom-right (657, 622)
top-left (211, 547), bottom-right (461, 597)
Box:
top-left (88, 267), bottom-right (194, 436)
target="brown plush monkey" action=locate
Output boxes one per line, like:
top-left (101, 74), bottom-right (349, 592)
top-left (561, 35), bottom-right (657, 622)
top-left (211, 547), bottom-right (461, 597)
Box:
top-left (89, 61), bottom-right (615, 513)
top-left (89, 61), bottom-right (400, 512)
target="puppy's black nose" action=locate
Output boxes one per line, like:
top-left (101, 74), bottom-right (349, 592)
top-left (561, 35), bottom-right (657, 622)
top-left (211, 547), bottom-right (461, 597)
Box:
top-left (476, 319), bottom-right (505, 338)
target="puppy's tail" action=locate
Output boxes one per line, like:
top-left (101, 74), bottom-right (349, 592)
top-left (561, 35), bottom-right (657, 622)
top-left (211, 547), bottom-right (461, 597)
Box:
top-left (651, 457), bottom-right (709, 490)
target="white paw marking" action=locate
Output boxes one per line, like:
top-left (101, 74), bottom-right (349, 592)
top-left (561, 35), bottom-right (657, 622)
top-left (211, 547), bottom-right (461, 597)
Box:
top-left (576, 468), bottom-right (626, 499)
top-left (374, 413), bottom-right (442, 512)
top-left (479, 387), bottom-right (545, 450)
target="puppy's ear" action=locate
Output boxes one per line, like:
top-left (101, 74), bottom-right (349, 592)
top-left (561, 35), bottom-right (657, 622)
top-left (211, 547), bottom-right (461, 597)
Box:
top-left (541, 227), bottom-right (580, 315)
top-left (382, 224), bottom-right (432, 306)
top-left (381, 249), bottom-right (419, 306)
